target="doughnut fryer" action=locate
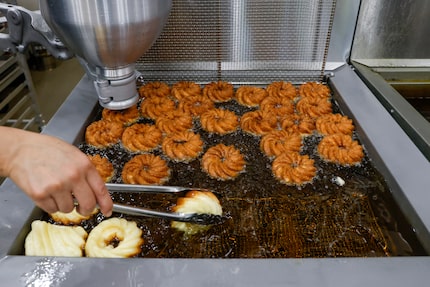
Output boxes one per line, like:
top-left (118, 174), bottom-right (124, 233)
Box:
top-left (1, 0), bottom-right (430, 286)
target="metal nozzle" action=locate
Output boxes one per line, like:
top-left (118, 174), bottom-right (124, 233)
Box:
top-left (39, 0), bottom-right (172, 110)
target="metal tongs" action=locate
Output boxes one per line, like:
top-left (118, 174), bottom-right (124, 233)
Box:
top-left (106, 183), bottom-right (224, 225)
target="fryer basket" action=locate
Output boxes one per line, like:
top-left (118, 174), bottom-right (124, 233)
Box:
top-left (137, 0), bottom-right (337, 83)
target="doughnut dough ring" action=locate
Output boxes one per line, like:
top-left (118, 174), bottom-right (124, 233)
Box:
top-left (85, 218), bottom-right (143, 258)
top-left (50, 207), bottom-right (99, 225)
top-left (25, 220), bottom-right (88, 257)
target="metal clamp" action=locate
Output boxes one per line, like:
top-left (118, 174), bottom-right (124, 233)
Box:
top-left (0, 3), bottom-right (73, 59)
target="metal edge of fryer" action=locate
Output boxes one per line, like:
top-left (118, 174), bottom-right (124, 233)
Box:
top-left (0, 66), bottom-right (430, 286)
top-left (1, 0), bottom-right (430, 285)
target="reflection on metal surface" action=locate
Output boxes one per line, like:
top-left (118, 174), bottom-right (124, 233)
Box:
top-left (39, 0), bottom-right (172, 68)
top-left (352, 0), bottom-right (430, 61)
top-left (21, 258), bottom-right (74, 287)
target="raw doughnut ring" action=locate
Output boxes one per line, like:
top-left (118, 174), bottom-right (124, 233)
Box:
top-left (85, 218), bottom-right (143, 258)
top-left (50, 207), bottom-right (99, 225)
top-left (25, 220), bottom-right (87, 257)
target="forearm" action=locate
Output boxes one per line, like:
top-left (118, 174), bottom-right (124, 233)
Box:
top-left (0, 126), bottom-right (32, 177)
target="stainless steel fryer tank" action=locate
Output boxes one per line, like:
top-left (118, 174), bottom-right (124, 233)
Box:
top-left (351, 0), bottom-right (430, 161)
top-left (2, 66), bottom-right (430, 286)
top-left (1, 0), bottom-right (430, 285)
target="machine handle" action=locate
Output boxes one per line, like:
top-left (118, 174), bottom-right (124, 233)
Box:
top-left (0, 3), bottom-right (73, 59)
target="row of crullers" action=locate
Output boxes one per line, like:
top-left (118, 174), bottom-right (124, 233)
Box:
top-left (88, 80), bottom-right (336, 141)
top-left (25, 217), bottom-right (144, 258)
top-left (84, 81), bottom-right (364, 186)
top-left (86, 124), bottom-right (245, 184)
top-left (139, 80), bottom-right (330, 104)
top-left (85, 121), bottom-right (244, 183)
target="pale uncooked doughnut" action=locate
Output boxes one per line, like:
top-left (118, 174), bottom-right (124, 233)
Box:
top-left (25, 220), bottom-right (87, 257)
top-left (85, 218), bottom-right (143, 258)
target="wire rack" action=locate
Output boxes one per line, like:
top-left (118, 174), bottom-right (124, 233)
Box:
top-left (136, 0), bottom-right (337, 84)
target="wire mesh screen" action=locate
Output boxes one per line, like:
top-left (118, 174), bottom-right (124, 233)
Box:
top-left (136, 0), bottom-right (337, 83)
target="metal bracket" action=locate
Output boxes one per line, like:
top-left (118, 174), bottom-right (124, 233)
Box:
top-left (0, 3), bottom-right (73, 59)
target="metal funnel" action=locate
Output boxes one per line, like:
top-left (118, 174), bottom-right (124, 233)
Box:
top-left (39, 0), bottom-right (172, 109)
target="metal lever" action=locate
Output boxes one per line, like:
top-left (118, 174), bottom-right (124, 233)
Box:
top-left (0, 3), bottom-right (73, 59)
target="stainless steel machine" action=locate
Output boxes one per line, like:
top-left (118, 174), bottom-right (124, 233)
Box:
top-left (1, 0), bottom-right (172, 109)
top-left (1, 0), bottom-right (430, 286)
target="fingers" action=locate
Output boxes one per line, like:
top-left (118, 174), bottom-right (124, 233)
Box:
top-left (71, 158), bottom-right (112, 217)
top-left (25, 178), bottom-right (76, 215)
top-left (23, 158), bottom-right (108, 217)
top-left (86, 167), bottom-right (113, 217)
top-left (33, 196), bottom-right (59, 215)
top-left (6, 130), bottom-right (113, 217)
top-left (54, 191), bottom-right (76, 214)
top-left (71, 182), bottom-right (97, 217)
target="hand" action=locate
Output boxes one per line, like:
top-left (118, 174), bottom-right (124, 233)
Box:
top-left (0, 127), bottom-right (113, 216)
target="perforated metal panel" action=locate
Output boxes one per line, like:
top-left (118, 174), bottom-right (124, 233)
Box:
top-left (136, 0), bottom-right (337, 84)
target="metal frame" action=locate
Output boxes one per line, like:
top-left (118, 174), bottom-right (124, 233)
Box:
top-left (1, 64), bottom-right (430, 287)
top-left (350, 0), bottom-right (430, 161)
top-left (1, 0), bottom-right (430, 285)
top-left (0, 53), bottom-right (44, 131)
top-left (352, 61), bottom-right (430, 161)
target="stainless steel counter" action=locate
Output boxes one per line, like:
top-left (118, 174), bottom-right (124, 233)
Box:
top-left (1, 257), bottom-right (430, 287)
top-left (1, 65), bottom-right (430, 286)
